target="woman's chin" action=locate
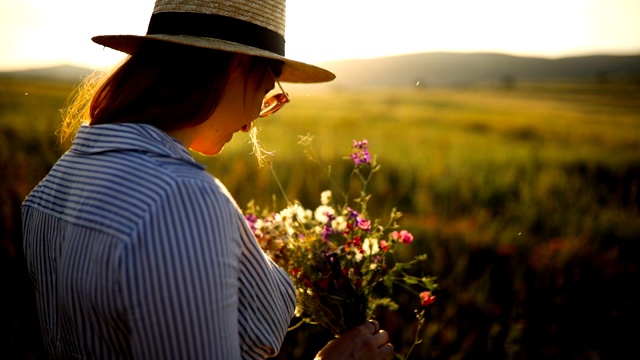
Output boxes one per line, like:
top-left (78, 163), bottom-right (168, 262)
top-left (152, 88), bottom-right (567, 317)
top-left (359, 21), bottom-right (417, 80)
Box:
top-left (191, 144), bottom-right (224, 157)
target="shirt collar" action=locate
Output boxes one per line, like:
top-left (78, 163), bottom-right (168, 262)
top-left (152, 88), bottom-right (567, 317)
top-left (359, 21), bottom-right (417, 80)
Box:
top-left (70, 123), bottom-right (205, 169)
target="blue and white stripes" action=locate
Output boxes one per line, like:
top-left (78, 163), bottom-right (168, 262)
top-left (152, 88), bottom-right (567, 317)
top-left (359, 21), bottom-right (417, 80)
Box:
top-left (22, 124), bottom-right (295, 359)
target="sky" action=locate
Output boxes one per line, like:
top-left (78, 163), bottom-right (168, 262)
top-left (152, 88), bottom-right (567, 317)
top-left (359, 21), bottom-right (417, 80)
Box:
top-left (1, 0), bottom-right (639, 71)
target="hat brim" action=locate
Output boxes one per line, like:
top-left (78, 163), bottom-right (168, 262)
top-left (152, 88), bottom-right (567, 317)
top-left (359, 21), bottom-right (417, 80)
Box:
top-left (92, 34), bottom-right (335, 84)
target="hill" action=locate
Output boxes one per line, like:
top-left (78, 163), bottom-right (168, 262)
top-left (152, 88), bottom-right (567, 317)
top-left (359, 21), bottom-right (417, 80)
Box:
top-left (316, 52), bottom-right (640, 89)
top-left (1, 52), bottom-right (639, 89)
top-left (0, 64), bottom-right (93, 83)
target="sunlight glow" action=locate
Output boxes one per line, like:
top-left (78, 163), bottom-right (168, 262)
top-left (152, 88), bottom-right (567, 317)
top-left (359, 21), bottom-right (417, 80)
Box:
top-left (0, 0), bottom-right (638, 70)
top-left (285, 0), bottom-right (639, 63)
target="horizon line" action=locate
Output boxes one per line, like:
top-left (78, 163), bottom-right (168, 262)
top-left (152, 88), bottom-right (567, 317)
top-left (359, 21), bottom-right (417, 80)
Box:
top-left (2, 49), bottom-right (640, 72)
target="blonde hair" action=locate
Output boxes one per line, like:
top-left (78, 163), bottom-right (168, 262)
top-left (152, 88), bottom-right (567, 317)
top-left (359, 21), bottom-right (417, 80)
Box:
top-left (59, 68), bottom-right (110, 143)
top-left (247, 126), bottom-right (273, 166)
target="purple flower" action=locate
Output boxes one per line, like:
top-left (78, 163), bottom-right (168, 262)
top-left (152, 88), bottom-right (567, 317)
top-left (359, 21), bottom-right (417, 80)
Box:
top-left (324, 212), bottom-right (336, 223)
top-left (350, 139), bottom-right (371, 165)
top-left (352, 139), bottom-right (369, 149)
top-left (322, 226), bottom-right (335, 241)
top-left (346, 207), bottom-right (359, 219)
top-left (245, 214), bottom-right (258, 233)
top-left (321, 212), bottom-right (336, 241)
top-left (245, 214), bottom-right (257, 223)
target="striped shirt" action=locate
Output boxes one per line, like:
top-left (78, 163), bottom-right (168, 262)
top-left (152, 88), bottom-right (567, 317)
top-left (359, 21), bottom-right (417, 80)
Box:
top-left (22, 123), bottom-right (296, 359)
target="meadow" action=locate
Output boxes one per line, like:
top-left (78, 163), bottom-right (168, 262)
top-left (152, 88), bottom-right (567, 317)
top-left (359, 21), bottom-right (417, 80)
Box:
top-left (1, 75), bottom-right (639, 359)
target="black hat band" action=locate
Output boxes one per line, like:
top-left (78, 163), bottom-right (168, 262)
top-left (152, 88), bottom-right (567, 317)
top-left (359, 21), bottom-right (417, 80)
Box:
top-left (147, 11), bottom-right (285, 56)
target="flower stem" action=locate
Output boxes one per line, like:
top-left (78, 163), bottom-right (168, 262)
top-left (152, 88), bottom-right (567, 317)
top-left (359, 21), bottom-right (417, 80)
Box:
top-left (268, 161), bottom-right (290, 205)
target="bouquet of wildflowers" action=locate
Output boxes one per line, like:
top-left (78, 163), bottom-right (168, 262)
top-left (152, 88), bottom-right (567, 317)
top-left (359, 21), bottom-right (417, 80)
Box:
top-left (245, 136), bottom-right (437, 349)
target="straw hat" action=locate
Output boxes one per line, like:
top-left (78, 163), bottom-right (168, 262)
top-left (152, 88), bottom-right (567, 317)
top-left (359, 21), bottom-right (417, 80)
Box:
top-left (92, 0), bottom-right (335, 83)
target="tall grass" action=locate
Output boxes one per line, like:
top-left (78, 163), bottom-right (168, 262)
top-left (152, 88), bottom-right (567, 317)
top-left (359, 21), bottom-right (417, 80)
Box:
top-left (1, 77), bottom-right (639, 359)
top-left (209, 84), bottom-right (640, 244)
top-left (206, 83), bottom-right (640, 358)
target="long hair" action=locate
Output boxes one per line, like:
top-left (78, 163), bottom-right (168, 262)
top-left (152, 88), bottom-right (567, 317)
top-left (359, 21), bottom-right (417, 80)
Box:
top-left (62, 42), bottom-right (236, 140)
top-left (94, 42), bottom-right (237, 128)
top-left (61, 42), bottom-right (280, 163)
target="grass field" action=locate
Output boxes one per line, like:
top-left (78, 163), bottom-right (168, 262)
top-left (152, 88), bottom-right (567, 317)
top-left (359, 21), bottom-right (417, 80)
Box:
top-left (1, 76), bottom-right (639, 359)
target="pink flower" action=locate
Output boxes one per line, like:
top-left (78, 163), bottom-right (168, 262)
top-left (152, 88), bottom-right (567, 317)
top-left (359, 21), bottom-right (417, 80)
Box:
top-left (392, 230), bottom-right (414, 244)
top-left (400, 230), bottom-right (414, 244)
top-left (357, 218), bottom-right (371, 231)
top-left (420, 291), bottom-right (436, 307)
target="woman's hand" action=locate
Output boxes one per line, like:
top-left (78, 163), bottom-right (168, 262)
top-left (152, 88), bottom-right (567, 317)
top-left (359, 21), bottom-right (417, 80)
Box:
top-left (314, 320), bottom-right (394, 360)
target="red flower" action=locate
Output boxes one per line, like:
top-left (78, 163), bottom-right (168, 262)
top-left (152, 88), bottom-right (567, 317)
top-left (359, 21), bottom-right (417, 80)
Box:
top-left (341, 267), bottom-right (349, 277)
top-left (420, 291), bottom-right (436, 307)
top-left (314, 277), bottom-right (330, 290)
top-left (353, 236), bottom-right (361, 247)
top-left (379, 240), bottom-right (389, 252)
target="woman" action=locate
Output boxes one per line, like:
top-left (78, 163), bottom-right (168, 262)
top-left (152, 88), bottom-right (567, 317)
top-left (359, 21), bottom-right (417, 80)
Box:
top-left (22, 0), bottom-right (394, 359)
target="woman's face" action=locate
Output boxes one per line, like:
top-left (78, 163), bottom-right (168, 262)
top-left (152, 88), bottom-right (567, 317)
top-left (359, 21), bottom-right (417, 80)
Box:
top-left (189, 55), bottom-right (275, 155)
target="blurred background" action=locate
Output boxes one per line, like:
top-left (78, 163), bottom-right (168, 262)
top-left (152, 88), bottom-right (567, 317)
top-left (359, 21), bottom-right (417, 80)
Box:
top-left (2, 1), bottom-right (640, 359)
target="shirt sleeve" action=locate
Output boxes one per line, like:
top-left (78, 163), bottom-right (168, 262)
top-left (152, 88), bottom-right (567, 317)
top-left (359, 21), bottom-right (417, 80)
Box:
top-left (123, 179), bottom-right (242, 359)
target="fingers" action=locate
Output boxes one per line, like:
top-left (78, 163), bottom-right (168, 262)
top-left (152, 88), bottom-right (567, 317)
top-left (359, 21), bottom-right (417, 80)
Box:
top-left (367, 320), bottom-right (388, 346)
top-left (368, 320), bottom-right (380, 334)
top-left (368, 321), bottom-right (394, 360)
top-left (331, 321), bottom-right (393, 360)
top-left (373, 328), bottom-right (389, 344)
top-left (377, 342), bottom-right (395, 360)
